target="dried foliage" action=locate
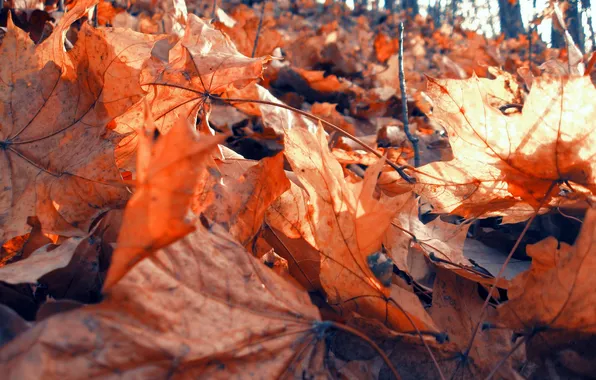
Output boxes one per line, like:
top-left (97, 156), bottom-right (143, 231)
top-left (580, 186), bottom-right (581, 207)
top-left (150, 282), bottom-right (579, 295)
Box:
top-left (0, 0), bottom-right (595, 379)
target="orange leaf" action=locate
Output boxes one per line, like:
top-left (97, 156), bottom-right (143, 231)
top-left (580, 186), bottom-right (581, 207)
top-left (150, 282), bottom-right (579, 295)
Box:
top-left (103, 112), bottom-right (222, 289)
top-left (0, 225), bottom-right (327, 378)
top-left (415, 75), bottom-right (596, 222)
top-left (136, 14), bottom-right (271, 129)
top-left (374, 32), bottom-right (399, 63)
top-left (0, 0), bottom-right (160, 244)
top-left (197, 153), bottom-right (290, 246)
top-left (429, 269), bottom-right (521, 378)
top-left (499, 205), bottom-right (596, 345)
top-left (283, 125), bottom-right (437, 332)
top-left (295, 68), bottom-right (344, 93)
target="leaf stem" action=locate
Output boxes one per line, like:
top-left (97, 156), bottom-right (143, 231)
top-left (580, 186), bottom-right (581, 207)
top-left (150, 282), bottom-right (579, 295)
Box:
top-left (461, 181), bottom-right (557, 377)
top-left (252, 1), bottom-right (267, 58)
top-left (388, 298), bottom-right (447, 380)
top-left (485, 335), bottom-right (527, 380)
top-left (326, 321), bottom-right (402, 380)
top-left (398, 22), bottom-right (420, 167)
top-left (213, 95), bottom-right (415, 183)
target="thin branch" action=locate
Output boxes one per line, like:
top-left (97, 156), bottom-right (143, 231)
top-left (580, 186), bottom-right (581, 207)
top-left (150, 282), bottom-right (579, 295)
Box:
top-left (528, 25), bottom-right (533, 66)
top-left (461, 182), bottom-right (558, 375)
top-left (485, 335), bottom-right (527, 380)
top-left (398, 23), bottom-right (420, 167)
top-left (586, 1), bottom-right (596, 51)
top-left (326, 321), bottom-right (402, 380)
top-left (91, 5), bottom-right (98, 27)
top-left (252, 1), bottom-right (267, 58)
top-left (213, 95), bottom-right (416, 183)
top-left (388, 298), bottom-right (447, 380)
top-left (211, 0), bottom-right (217, 19)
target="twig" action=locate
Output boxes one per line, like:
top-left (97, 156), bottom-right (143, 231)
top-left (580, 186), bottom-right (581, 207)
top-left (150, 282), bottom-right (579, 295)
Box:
top-left (485, 335), bottom-right (528, 379)
top-left (252, 0), bottom-right (267, 58)
top-left (58, 0), bottom-right (64, 12)
top-left (528, 1), bottom-right (535, 66)
top-left (211, 0), bottom-right (217, 19)
top-left (91, 5), bottom-right (98, 27)
top-left (388, 298), bottom-right (447, 380)
top-left (528, 24), bottom-right (533, 66)
top-left (398, 23), bottom-right (420, 167)
top-left (460, 182), bottom-right (557, 379)
top-left (214, 95), bottom-right (415, 183)
top-left (586, 1), bottom-right (596, 51)
top-left (324, 321), bottom-right (402, 380)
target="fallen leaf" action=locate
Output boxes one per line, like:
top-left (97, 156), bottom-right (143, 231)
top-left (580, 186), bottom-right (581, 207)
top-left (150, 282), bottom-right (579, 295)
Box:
top-left (104, 110), bottom-right (222, 289)
top-left (0, 0), bottom-right (160, 244)
top-left (384, 196), bottom-right (506, 286)
top-left (215, 4), bottom-right (283, 57)
top-left (374, 32), bottom-right (399, 63)
top-left (283, 125), bottom-right (437, 333)
top-left (137, 13), bottom-right (271, 130)
top-left (0, 237), bottom-right (81, 285)
top-left (265, 181), bottom-right (322, 292)
top-left (0, 224), bottom-right (331, 378)
top-left (415, 75), bottom-right (596, 222)
top-left (310, 102), bottom-right (356, 135)
top-left (429, 268), bottom-right (522, 379)
top-left (199, 153), bottom-right (290, 246)
top-left (498, 204), bottom-right (596, 366)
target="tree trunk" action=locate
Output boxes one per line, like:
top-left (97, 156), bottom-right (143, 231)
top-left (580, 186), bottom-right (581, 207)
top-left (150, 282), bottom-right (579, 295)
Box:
top-left (583, 0), bottom-right (596, 50)
top-left (428, 1), bottom-right (442, 27)
top-left (497, 0), bottom-right (525, 39)
top-left (385, 0), bottom-right (396, 12)
top-left (568, 0), bottom-right (584, 51)
top-left (551, 0), bottom-right (584, 50)
top-left (401, 0), bottom-right (419, 15)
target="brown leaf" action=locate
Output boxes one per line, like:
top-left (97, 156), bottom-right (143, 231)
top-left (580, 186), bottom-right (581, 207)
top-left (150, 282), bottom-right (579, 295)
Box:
top-left (0, 224), bottom-right (329, 378)
top-left (0, 237), bottom-right (80, 285)
top-left (283, 125), bottom-right (437, 333)
top-left (430, 268), bottom-right (522, 379)
top-left (498, 204), bottom-right (596, 367)
top-left (137, 14), bottom-right (271, 129)
top-left (199, 153), bottom-right (290, 247)
top-left (384, 196), bottom-right (505, 286)
top-left (104, 111), bottom-right (222, 289)
top-left (415, 75), bottom-right (596, 222)
top-left (310, 102), bottom-right (356, 135)
top-left (0, 0), bottom-right (160, 244)
top-left (215, 4), bottom-right (283, 57)
top-left (39, 210), bottom-right (123, 303)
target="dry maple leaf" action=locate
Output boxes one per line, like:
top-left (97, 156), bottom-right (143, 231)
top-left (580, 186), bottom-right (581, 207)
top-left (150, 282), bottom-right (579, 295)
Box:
top-left (282, 125), bottom-right (437, 333)
top-left (0, 0), bottom-right (161, 244)
top-left (429, 268), bottom-right (522, 379)
top-left (0, 236), bottom-right (81, 285)
top-left (214, 4), bottom-right (283, 57)
top-left (238, 84), bottom-right (434, 331)
top-left (0, 224), bottom-right (332, 379)
top-left (195, 153), bottom-right (290, 247)
top-left (497, 205), bottom-right (596, 369)
top-left (384, 196), bottom-right (507, 287)
top-left (103, 110), bottom-right (222, 289)
top-left (414, 75), bottom-right (596, 223)
top-left (134, 13), bottom-right (271, 131)
top-left (266, 176), bottom-right (323, 292)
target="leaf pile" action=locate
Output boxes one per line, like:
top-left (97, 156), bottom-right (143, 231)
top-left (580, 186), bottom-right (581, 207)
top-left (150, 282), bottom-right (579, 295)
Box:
top-left (1, 0), bottom-right (595, 379)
